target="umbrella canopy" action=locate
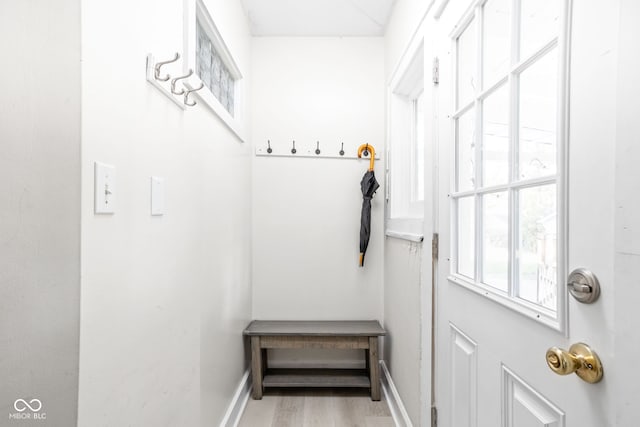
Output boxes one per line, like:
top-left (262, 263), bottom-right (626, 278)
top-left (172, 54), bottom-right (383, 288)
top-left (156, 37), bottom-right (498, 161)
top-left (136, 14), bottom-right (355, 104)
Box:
top-left (359, 169), bottom-right (379, 266)
top-left (357, 144), bottom-right (379, 267)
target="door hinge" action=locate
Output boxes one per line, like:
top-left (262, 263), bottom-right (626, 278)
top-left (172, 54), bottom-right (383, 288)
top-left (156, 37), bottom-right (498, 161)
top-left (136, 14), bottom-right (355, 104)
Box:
top-left (431, 406), bottom-right (438, 427)
top-left (432, 233), bottom-right (439, 261)
top-left (432, 57), bottom-right (439, 85)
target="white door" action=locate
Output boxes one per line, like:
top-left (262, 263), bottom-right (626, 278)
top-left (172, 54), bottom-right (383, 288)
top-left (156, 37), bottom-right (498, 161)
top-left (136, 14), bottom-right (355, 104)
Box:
top-left (432, 0), bottom-right (619, 426)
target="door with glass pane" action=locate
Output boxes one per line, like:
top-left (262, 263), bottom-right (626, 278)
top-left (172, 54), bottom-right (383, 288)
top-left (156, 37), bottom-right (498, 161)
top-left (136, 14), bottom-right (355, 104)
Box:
top-left (433, 0), bottom-right (615, 425)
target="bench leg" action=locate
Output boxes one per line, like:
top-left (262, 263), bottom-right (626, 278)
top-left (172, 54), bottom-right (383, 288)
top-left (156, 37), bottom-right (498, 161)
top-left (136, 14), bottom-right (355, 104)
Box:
top-left (369, 337), bottom-right (380, 401)
top-left (251, 336), bottom-right (263, 399)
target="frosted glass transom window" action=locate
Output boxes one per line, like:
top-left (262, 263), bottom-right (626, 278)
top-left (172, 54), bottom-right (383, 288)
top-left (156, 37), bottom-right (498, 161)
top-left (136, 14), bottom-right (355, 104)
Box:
top-left (185, 0), bottom-right (245, 141)
top-left (196, 21), bottom-right (235, 116)
top-left (450, 0), bottom-right (566, 318)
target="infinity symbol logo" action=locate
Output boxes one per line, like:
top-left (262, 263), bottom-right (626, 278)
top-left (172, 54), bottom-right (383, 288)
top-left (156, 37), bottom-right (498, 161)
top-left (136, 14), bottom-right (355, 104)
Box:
top-left (14, 399), bottom-right (42, 412)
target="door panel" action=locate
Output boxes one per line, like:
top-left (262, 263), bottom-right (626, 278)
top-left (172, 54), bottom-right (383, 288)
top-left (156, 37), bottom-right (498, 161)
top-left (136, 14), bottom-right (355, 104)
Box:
top-left (449, 324), bottom-right (478, 427)
top-left (503, 366), bottom-right (565, 427)
top-left (433, 0), bottom-right (617, 425)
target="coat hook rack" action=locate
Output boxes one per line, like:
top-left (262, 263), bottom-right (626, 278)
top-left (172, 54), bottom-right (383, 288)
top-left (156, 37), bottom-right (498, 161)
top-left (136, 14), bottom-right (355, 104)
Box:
top-left (184, 83), bottom-right (204, 107)
top-left (154, 53), bottom-right (180, 81)
top-left (171, 69), bottom-right (193, 95)
top-left (255, 140), bottom-right (380, 161)
top-left (146, 53), bottom-right (186, 110)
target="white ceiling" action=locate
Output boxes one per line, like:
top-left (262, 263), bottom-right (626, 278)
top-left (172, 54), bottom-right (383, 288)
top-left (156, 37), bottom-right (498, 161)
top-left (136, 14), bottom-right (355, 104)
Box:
top-left (240, 0), bottom-right (396, 36)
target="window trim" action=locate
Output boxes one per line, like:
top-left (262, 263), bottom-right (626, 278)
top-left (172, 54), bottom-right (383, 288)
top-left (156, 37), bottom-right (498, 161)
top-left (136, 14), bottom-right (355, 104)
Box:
top-left (183, 0), bottom-right (246, 142)
top-left (386, 38), bottom-right (426, 239)
top-left (410, 90), bottom-right (426, 205)
top-left (447, 0), bottom-right (571, 332)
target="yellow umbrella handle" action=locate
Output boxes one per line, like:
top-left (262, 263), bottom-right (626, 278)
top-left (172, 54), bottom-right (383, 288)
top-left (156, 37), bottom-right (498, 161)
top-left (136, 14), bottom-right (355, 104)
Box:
top-left (357, 144), bottom-right (376, 171)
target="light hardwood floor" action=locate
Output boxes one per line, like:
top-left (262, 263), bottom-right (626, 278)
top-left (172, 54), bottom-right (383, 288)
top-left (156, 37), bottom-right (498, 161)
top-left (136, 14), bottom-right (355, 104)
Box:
top-left (238, 388), bottom-right (395, 427)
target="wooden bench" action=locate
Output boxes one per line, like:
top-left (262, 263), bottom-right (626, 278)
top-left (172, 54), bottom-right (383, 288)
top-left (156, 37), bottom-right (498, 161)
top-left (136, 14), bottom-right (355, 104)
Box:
top-left (243, 320), bottom-right (386, 401)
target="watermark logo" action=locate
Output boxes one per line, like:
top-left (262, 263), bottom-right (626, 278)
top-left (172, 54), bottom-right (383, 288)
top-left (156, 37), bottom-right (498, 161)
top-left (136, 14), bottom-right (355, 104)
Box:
top-left (8, 398), bottom-right (46, 421)
top-left (14, 399), bottom-right (42, 412)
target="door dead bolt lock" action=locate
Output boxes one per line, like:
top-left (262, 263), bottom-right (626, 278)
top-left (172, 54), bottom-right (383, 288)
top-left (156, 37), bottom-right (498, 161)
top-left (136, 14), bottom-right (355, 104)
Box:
top-left (567, 268), bottom-right (600, 304)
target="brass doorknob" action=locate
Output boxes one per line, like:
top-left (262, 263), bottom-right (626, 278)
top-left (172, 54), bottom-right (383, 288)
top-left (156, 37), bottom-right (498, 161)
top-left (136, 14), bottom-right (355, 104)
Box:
top-left (545, 342), bottom-right (603, 384)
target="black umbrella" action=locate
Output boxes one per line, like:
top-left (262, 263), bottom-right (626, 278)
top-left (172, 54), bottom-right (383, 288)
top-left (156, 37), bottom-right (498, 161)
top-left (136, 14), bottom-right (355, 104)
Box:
top-left (357, 144), bottom-right (379, 267)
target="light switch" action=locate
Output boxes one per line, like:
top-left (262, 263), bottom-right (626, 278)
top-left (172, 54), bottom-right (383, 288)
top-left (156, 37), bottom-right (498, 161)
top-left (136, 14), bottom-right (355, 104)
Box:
top-left (94, 162), bottom-right (115, 214)
top-left (150, 176), bottom-right (165, 216)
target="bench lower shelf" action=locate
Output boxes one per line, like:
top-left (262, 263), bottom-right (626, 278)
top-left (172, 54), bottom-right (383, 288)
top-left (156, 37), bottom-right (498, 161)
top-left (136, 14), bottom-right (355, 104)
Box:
top-left (262, 369), bottom-right (371, 388)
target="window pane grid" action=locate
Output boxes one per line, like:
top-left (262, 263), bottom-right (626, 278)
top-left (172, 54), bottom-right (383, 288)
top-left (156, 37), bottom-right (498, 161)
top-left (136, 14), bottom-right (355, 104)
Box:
top-left (480, 191), bottom-right (509, 291)
top-left (455, 107), bottom-right (476, 192)
top-left (481, 83), bottom-right (509, 187)
top-left (456, 17), bottom-right (478, 109)
top-left (452, 35), bottom-right (558, 120)
top-left (452, 0), bottom-right (562, 315)
top-left (519, 0), bottom-right (560, 61)
top-left (456, 197), bottom-right (476, 279)
top-left (482, 0), bottom-right (511, 89)
top-left (451, 175), bottom-right (556, 199)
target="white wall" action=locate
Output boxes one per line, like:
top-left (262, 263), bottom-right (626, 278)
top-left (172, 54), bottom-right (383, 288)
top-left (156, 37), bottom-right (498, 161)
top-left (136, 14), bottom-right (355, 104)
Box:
top-left (382, 1), bottom-right (436, 426)
top-left (384, 0), bottom-right (434, 78)
top-left (383, 239), bottom-right (423, 424)
top-left (251, 37), bottom-right (385, 366)
top-left (0, 1), bottom-right (81, 426)
top-left (615, 1), bottom-right (640, 424)
top-left (77, 1), bottom-right (253, 426)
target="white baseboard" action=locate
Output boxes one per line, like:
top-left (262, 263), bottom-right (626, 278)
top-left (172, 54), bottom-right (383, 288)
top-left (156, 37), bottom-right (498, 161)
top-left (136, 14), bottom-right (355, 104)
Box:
top-left (219, 369), bottom-right (252, 427)
top-left (380, 361), bottom-right (413, 427)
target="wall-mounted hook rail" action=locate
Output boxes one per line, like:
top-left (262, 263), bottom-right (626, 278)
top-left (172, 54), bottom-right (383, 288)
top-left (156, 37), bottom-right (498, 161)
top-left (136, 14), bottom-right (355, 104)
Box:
top-left (171, 69), bottom-right (194, 95)
top-left (184, 83), bottom-right (204, 107)
top-left (154, 53), bottom-right (180, 81)
top-left (146, 54), bottom-right (186, 110)
top-left (255, 142), bottom-right (380, 161)
top-left (147, 54), bottom-right (187, 110)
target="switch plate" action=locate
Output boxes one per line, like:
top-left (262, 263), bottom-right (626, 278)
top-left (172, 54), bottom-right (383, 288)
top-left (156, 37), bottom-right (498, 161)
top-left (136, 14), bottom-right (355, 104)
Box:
top-left (94, 162), bottom-right (115, 214)
top-left (150, 176), bottom-right (165, 216)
